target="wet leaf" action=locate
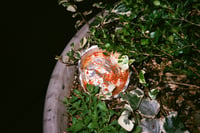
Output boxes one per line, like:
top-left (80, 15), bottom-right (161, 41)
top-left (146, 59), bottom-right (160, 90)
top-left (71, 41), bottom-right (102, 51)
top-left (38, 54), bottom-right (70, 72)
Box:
top-left (164, 112), bottom-right (186, 133)
top-left (138, 98), bottom-right (160, 118)
top-left (140, 118), bottom-right (160, 133)
top-left (123, 88), bottom-right (144, 110)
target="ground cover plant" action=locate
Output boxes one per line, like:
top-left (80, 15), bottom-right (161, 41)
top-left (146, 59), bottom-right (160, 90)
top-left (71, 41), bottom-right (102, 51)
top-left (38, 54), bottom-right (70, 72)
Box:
top-left (58, 0), bottom-right (200, 132)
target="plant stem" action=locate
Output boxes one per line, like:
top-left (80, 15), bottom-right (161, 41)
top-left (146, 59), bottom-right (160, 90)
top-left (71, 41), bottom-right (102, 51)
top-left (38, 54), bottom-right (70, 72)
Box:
top-left (78, 12), bottom-right (89, 25)
top-left (164, 81), bottom-right (200, 89)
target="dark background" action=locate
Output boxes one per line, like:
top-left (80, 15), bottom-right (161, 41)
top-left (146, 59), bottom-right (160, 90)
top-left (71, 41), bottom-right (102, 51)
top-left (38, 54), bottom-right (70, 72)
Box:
top-left (2, 0), bottom-right (116, 132)
top-left (3, 1), bottom-right (75, 133)
top-left (2, 0), bottom-right (99, 132)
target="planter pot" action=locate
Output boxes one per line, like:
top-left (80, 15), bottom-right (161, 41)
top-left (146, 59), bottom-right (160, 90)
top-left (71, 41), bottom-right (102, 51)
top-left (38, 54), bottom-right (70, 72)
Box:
top-left (43, 16), bottom-right (98, 133)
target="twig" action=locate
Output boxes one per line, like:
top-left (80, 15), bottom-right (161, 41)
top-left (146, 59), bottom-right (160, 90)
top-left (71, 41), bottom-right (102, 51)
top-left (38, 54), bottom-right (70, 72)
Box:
top-left (130, 51), bottom-right (162, 57)
top-left (169, 45), bottom-right (193, 53)
top-left (153, 45), bottom-right (174, 59)
top-left (78, 12), bottom-right (89, 25)
top-left (175, 59), bottom-right (200, 78)
top-left (131, 65), bottom-right (138, 76)
top-left (164, 81), bottom-right (200, 89)
top-left (163, 0), bottom-right (200, 27)
top-left (162, 17), bottom-right (200, 27)
top-left (141, 53), bottom-right (162, 57)
top-left (154, 45), bottom-right (200, 78)
top-left (181, 17), bottom-right (200, 27)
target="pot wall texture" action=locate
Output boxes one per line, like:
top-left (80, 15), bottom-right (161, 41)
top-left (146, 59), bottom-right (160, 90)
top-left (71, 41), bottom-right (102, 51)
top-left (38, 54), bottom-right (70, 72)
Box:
top-left (43, 15), bottom-right (98, 133)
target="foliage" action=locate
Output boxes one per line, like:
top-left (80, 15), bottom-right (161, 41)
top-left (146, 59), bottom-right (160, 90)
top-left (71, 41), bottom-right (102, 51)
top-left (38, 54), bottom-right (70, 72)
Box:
top-left (164, 115), bottom-right (186, 133)
top-left (140, 118), bottom-right (161, 133)
top-left (86, 1), bottom-right (200, 131)
top-left (58, 0), bottom-right (116, 29)
top-left (120, 88), bottom-right (144, 110)
top-left (64, 85), bottom-right (127, 132)
top-left (59, 0), bottom-right (200, 132)
top-left (88, 0), bottom-right (200, 79)
top-left (148, 88), bottom-right (159, 100)
top-left (138, 98), bottom-right (160, 118)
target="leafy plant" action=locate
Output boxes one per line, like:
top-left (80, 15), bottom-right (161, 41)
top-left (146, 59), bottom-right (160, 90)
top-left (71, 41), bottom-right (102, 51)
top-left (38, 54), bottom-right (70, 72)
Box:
top-left (164, 114), bottom-right (186, 133)
top-left (60, 0), bottom-right (200, 132)
top-left (64, 85), bottom-right (127, 132)
top-left (149, 89), bottom-right (159, 100)
top-left (120, 88), bottom-right (144, 110)
top-left (58, 0), bottom-right (90, 29)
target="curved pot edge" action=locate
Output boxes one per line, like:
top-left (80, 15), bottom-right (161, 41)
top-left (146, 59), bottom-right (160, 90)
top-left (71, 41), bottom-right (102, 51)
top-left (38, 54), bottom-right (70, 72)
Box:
top-left (43, 12), bottom-right (102, 133)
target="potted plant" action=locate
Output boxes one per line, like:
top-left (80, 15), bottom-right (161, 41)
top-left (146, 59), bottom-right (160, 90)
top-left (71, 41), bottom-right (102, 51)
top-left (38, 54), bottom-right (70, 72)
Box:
top-left (44, 0), bottom-right (200, 132)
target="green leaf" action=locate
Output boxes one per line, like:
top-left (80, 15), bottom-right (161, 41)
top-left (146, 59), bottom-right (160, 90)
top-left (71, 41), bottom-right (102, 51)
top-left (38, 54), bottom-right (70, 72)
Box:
top-left (61, 2), bottom-right (70, 7)
top-left (112, 2), bottom-right (132, 16)
top-left (70, 43), bottom-right (75, 47)
top-left (133, 126), bottom-right (142, 133)
top-left (88, 121), bottom-right (98, 129)
top-left (168, 35), bottom-right (174, 43)
top-left (67, 120), bottom-right (84, 132)
top-left (123, 90), bottom-right (143, 110)
top-left (141, 39), bottom-right (149, 45)
top-left (75, 51), bottom-right (81, 59)
top-left (164, 114), bottom-right (186, 133)
top-left (69, 95), bottom-right (78, 103)
top-left (110, 119), bottom-right (118, 126)
top-left (153, 0), bottom-right (160, 6)
top-left (128, 59), bottom-right (135, 65)
top-left (63, 97), bottom-right (69, 104)
top-left (93, 86), bottom-right (100, 94)
top-left (138, 70), bottom-right (146, 85)
top-left (97, 101), bottom-right (108, 111)
top-left (105, 43), bottom-right (111, 48)
top-left (72, 99), bottom-right (82, 108)
top-left (86, 84), bottom-right (94, 93)
top-left (84, 117), bottom-right (92, 125)
top-left (67, 49), bottom-right (74, 57)
top-left (149, 89), bottom-right (160, 99)
top-left (71, 110), bottom-right (78, 115)
top-left (74, 89), bottom-right (81, 96)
